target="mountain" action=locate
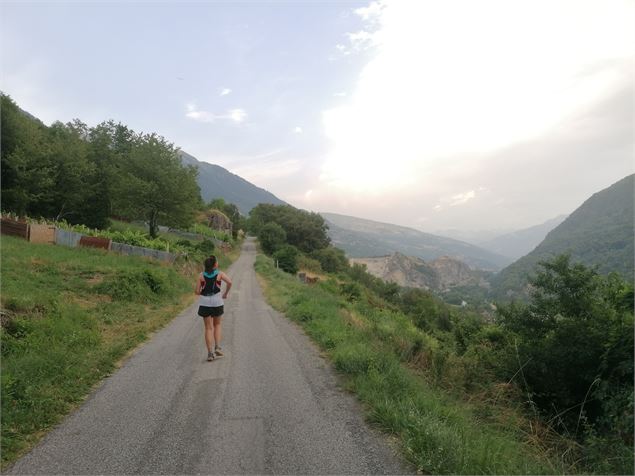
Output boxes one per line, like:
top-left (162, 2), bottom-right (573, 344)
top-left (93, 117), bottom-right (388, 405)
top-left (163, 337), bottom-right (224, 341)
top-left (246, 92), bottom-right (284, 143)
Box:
top-left (321, 212), bottom-right (511, 271)
top-left (431, 228), bottom-right (513, 244)
top-left (178, 150), bottom-right (286, 215)
top-left (491, 174), bottom-right (634, 299)
top-left (351, 252), bottom-right (488, 291)
top-left (477, 215), bottom-right (568, 261)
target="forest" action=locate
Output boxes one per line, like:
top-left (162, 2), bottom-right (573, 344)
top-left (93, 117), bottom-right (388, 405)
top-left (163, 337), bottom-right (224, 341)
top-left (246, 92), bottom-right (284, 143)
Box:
top-left (1, 94), bottom-right (201, 237)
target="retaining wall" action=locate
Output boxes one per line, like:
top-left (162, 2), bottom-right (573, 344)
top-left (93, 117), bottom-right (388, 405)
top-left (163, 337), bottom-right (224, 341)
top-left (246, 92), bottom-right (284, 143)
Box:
top-left (29, 224), bottom-right (56, 244)
top-left (55, 228), bottom-right (83, 248)
top-left (1, 218), bottom-right (29, 239)
top-left (110, 242), bottom-right (179, 263)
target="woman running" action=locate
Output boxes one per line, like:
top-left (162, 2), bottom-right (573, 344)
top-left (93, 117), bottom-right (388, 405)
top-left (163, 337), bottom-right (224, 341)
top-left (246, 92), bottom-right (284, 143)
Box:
top-left (195, 255), bottom-right (232, 361)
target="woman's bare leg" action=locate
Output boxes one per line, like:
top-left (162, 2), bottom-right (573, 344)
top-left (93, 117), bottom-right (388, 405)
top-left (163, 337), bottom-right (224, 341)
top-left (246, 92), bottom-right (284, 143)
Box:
top-left (213, 316), bottom-right (223, 352)
top-left (203, 316), bottom-right (213, 352)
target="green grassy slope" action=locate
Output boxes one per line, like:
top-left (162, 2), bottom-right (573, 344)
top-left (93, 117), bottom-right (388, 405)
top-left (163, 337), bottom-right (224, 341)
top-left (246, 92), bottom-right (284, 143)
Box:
top-left (0, 236), bottom-right (197, 467)
top-left (254, 255), bottom-right (561, 475)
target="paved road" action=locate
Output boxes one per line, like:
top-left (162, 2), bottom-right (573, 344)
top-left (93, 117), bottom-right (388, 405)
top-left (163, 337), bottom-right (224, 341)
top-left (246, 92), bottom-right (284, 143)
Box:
top-left (9, 238), bottom-right (411, 475)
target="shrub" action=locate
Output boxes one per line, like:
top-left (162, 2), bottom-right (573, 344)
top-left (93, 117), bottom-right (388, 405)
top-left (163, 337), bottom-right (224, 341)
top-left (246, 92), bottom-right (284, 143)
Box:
top-left (195, 239), bottom-right (215, 254)
top-left (497, 255), bottom-right (634, 438)
top-left (95, 269), bottom-right (168, 301)
top-left (297, 254), bottom-right (322, 273)
top-left (340, 281), bottom-right (363, 303)
top-left (273, 245), bottom-right (299, 274)
top-left (311, 246), bottom-right (349, 273)
top-left (175, 239), bottom-right (195, 249)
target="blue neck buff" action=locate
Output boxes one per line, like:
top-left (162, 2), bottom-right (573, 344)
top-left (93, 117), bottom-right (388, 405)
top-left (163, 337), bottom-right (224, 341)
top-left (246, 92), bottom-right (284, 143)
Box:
top-left (203, 270), bottom-right (218, 279)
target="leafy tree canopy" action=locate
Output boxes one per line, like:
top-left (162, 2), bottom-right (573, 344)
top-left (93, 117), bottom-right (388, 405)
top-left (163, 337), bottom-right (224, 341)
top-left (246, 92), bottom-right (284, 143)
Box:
top-left (249, 203), bottom-right (330, 253)
top-left (0, 94), bottom-right (203, 235)
top-left (259, 222), bottom-right (287, 255)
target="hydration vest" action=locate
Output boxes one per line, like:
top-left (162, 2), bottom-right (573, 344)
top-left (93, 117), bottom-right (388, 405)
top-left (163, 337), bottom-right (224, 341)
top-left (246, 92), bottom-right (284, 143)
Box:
top-left (201, 270), bottom-right (222, 296)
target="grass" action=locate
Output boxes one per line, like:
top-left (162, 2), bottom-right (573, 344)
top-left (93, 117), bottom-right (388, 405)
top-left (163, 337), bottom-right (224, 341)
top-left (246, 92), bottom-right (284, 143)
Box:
top-left (255, 254), bottom-right (563, 475)
top-left (0, 234), bottom-right (237, 469)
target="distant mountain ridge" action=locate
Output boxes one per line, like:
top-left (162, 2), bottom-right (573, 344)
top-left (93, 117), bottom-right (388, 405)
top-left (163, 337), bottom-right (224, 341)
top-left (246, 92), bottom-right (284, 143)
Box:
top-left (491, 174), bottom-right (634, 299)
top-left (478, 215), bottom-right (568, 260)
top-left (321, 212), bottom-right (511, 271)
top-left (178, 150), bottom-right (286, 215)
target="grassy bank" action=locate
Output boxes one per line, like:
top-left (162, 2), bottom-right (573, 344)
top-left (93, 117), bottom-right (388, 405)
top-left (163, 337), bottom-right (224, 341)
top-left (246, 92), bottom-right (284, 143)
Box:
top-left (0, 235), bottom-right (236, 468)
top-left (255, 254), bottom-right (563, 475)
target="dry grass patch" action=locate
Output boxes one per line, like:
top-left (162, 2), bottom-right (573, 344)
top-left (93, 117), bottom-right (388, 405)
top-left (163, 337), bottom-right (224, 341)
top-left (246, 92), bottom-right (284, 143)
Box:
top-left (340, 308), bottom-right (367, 330)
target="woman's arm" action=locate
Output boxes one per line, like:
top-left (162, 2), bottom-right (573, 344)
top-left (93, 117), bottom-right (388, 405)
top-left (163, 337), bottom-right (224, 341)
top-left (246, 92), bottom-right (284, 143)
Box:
top-left (194, 273), bottom-right (205, 295)
top-left (220, 272), bottom-right (232, 299)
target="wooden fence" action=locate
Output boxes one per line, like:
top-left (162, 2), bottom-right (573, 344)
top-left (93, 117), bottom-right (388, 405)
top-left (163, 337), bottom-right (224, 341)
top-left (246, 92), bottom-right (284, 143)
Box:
top-left (1, 218), bottom-right (29, 239)
top-left (29, 224), bottom-right (56, 244)
top-left (79, 235), bottom-right (112, 250)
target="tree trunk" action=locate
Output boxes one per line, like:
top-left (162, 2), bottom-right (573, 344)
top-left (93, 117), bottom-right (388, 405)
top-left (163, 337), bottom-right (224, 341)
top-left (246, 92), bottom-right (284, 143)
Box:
top-left (149, 210), bottom-right (158, 238)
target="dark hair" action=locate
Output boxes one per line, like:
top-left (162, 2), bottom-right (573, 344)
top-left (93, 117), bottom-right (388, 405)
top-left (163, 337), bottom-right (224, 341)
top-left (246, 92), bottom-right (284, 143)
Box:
top-left (204, 255), bottom-right (217, 273)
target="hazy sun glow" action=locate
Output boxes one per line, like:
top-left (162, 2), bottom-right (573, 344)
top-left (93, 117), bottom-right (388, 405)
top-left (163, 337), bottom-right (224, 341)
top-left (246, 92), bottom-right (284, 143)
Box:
top-left (320, 0), bottom-right (633, 193)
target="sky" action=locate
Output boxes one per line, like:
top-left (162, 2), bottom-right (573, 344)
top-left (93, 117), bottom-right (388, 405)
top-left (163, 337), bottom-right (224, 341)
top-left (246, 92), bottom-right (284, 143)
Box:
top-left (2, 0), bottom-right (633, 235)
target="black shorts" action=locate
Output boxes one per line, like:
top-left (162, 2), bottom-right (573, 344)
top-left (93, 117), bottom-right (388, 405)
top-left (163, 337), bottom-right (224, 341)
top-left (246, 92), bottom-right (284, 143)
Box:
top-left (198, 305), bottom-right (224, 318)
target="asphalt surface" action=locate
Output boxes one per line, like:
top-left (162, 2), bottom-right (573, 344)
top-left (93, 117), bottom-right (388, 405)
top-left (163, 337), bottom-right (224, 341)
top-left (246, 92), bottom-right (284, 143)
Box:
top-left (9, 237), bottom-right (412, 475)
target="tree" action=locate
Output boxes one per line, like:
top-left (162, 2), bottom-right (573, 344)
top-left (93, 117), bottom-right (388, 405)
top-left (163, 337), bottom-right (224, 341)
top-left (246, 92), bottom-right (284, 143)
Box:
top-left (259, 222), bottom-right (286, 255)
top-left (0, 94), bottom-right (54, 216)
top-left (249, 204), bottom-right (330, 253)
top-left (311, 246), bottom-right (349, 273)
top-left (45, 120), bottom-right (110, 227)
top-left (86, 120), bottom-right (137, 226)
top-left (208, 198), bottom-right (227, 210)
top-left (112, 133), bottom-right (202, 237)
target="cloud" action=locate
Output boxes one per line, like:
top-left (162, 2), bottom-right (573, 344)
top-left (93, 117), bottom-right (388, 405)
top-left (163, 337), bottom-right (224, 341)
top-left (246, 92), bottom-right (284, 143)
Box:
top-left (185, 103), bottom-right (246, 124)
top-left (354, 1), bottom-right (384, 22)
top-left (185, 103), bottom-right (215, 122)
top-left (220, 88), bottom-right (232, 96)
top-left (333, 2), bottom-right (384, 57)
top-left (449, 190), bottom-right (476, 207)
top-left (293, 126), bottom-right (303, 134)
top-left (346, 30), bottom-right (376, 51)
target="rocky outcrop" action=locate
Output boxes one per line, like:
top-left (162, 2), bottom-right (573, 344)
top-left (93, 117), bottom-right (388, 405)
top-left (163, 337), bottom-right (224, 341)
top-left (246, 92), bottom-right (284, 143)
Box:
top-left (350, 252), bottom-right (486, 291)
top-left (206, 209), bottom-right (232, 235)
top-left (429, 256), bottom-right (475, 289)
